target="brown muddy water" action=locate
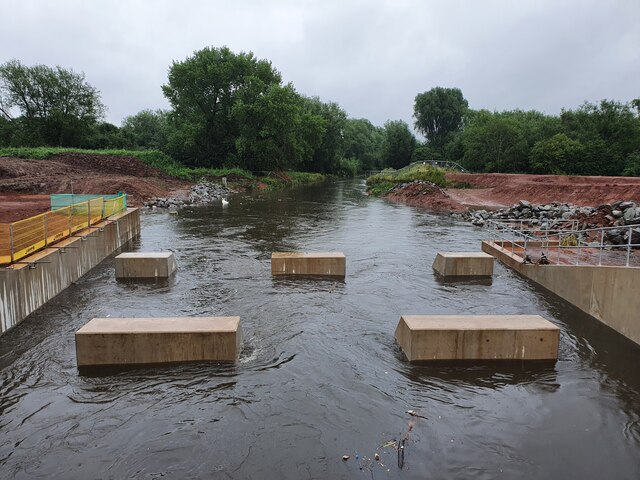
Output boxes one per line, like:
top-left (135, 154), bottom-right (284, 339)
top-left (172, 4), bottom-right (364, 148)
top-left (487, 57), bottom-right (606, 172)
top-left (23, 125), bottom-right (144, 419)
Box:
top-left (1, 179), bottom-right (639, 479)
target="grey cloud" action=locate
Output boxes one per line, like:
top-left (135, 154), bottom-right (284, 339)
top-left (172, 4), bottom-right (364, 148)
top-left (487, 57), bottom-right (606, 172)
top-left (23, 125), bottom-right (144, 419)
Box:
top-left (1, 0), bottom-right (637, 127)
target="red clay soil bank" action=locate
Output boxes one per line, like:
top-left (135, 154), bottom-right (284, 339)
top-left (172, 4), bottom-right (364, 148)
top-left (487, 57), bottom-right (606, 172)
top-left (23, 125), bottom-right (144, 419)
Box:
top-left (384, 173), bottom-right (640, 212)
top-left (0, 193), bottom-right (51, 223)
top-left (383, 181), bottom-right (468, 213)
top-left (445, 172), bottom-right (640, 208)
top-left (0, 153), bottom-right (190, 221)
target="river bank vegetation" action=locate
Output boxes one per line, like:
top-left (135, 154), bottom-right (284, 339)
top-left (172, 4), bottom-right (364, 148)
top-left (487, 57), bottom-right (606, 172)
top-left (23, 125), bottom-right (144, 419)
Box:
top-left (0, 146), bottom-right (325, 191)
top-left (1, 48), bottom-right (638, 178)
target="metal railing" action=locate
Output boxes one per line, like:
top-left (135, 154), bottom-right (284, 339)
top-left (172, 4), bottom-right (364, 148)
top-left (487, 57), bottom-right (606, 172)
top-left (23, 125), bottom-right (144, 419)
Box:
top-left (419, 160), bottom-right (467, 172)
top-left (485, 219), bottom-right (640, 267)
top-left (0, 194), bottom-right (126, 266)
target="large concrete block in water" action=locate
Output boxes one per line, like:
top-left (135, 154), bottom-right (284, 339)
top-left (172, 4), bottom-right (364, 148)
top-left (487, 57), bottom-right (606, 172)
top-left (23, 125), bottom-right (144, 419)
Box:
top-left (115, 252), bottom-right (176, 278)
top-left (75, 317), bottom-right (242, 366)
top-left (395, 315), bottom-right (559, 362)
top-left (271, 252), bottom-right (346, 277)
top-left (432, 252), bottom-right (494, 276)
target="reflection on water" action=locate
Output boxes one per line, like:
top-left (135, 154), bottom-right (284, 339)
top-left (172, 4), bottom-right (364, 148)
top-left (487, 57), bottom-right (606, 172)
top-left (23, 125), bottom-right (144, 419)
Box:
top-left (1, 179), bottom-right (640, 479)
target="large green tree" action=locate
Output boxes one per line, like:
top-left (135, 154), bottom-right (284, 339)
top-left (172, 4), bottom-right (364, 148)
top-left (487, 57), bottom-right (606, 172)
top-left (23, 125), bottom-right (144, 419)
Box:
top-left (298, 96), bottom-right (347, 173)
top-left (382, 120), bottom-right (416, 169)
top-left (233, 82), bottom-right (308, 172)
top-left (453, 109), bottom-right (559, 173)
top-left (121, 109), bottom-right (169, 151)
top-left (0, 59), bottom-right (105, 146)
top-left (414, 87), bottom-right (468, 151)
top-left (343, 118), bottom-right (384, 171)
top-left (162, 46), bottom-right (281, 167)
top-left (529, 133), bottom-right (584, 174)
top-left (457, 110), bottom-right (526, 172)
top-left (560, 100), bottom-right (640, 175)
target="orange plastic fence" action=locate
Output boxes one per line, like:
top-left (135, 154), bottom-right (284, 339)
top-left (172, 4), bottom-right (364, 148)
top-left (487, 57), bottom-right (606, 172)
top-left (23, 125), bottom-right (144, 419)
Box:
top-left (0, 194), bottom-right (126, 266)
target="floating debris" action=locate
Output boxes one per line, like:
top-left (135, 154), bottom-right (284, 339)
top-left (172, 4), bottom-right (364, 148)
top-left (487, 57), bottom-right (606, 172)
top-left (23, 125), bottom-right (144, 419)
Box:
top-left (342, 455), bottom-right (350, 461)
top-left (406, 409), bottom-right (428, 420)
top-left (397, 438), bottom-right (406, 469)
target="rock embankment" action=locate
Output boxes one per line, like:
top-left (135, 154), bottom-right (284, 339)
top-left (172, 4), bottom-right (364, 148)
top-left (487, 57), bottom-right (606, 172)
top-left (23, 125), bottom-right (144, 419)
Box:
top-left (466, 200), bottom-right (640, 246)
top-left (145, 182), bottom-right (233, 209)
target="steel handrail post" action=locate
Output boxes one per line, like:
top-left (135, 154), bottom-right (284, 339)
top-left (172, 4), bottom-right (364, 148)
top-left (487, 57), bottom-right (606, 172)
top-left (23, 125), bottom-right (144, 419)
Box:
top-left (9, 223), bottom-right (14, 263)
top-left (598, 229), bottom-right (604, 266)
top-left (44, 213), bottom-right (48, 247)
top-left (626, 226), bottom-right (632, 267)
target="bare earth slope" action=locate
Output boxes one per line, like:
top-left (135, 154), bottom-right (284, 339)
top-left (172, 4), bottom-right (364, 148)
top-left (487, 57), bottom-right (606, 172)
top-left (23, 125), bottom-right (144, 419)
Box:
top-left (0, 153), bottom-right (190, 221)
top-left (384, 172), bottom-right (640, 211)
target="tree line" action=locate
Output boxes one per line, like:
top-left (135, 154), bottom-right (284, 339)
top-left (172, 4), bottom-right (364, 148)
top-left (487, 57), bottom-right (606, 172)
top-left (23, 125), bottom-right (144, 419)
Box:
top-left (1, 49), bottom-right (638, 176)
top-left (412, 87), bottom-right (640, 177)
top-left (0, 48), bottom-right (391, 175)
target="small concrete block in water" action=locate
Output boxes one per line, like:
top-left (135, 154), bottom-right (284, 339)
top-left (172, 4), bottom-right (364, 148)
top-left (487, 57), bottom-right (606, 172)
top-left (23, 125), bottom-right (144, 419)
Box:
top-left (75, 317), bottom-right (242, 366)
top-left (115, 252), bottom-right (176, 278)
top-left (395, 315), bottom-right (559, 361)
top-left (432, 251), bottom-right (494, 276)
top-left (271, 252), bottom-right (346, 277)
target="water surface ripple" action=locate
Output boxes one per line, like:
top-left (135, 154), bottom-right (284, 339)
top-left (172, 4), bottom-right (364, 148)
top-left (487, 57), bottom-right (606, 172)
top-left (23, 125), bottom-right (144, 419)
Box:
top-left (1, 179), bottom-right (640, 479)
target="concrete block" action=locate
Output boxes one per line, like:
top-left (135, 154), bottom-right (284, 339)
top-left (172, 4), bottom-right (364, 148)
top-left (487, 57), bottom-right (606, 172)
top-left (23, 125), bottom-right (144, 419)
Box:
top-left (395, 315), bottom-right (559, 361)
top-left (271, 252), bottom-right (346, 277)
top-left (432, 252), bottom-right (494, 276)
top-left (75, 317), bottom-right (242, 366)
top-left (115, 252), bottom-right (176, 278)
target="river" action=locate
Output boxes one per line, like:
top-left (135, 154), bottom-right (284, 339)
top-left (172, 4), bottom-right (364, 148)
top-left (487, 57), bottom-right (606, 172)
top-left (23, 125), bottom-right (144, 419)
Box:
top-left (1, 179), bottom-right (639, 479)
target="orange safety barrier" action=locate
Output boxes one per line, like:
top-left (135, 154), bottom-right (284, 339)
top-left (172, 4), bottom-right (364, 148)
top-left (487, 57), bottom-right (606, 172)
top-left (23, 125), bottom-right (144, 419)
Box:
top-left (0, 194), bottom-right (126, 266)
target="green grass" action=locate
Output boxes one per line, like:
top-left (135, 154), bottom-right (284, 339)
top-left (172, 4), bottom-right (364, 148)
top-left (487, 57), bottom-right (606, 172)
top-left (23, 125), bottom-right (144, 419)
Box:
top-left (0, 147), bottom-right (255, 181)
top-left (366, 163), bottom-right (447, 187)
top-left (366, 181), bottom-right (396, 196)
top-left (0, 146), bottom-right (326, 188)
top-left (365, 163), bottom-right (474, 196)
top-left (256, 171), bottom-right (325, 190)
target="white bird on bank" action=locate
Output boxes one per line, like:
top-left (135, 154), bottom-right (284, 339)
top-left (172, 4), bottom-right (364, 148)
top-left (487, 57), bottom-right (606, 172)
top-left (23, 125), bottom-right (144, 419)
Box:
top-left (221, 198), bottom-right (229, 207)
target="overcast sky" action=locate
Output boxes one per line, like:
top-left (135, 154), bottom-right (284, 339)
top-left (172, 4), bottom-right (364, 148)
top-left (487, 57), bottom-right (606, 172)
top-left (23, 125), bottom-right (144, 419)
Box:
top-left (1, 0), bottom-right (638, 127)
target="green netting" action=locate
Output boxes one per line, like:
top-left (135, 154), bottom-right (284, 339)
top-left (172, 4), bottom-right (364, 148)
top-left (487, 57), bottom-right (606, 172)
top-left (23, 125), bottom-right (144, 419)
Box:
top-left (51, 194), bottom-right (126, 210)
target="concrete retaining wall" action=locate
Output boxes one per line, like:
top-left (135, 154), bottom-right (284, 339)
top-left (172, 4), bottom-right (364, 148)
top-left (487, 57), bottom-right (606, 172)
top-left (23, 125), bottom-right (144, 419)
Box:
top-left (482, 240), bottom-right (640, 346)
top-left (0, 208), bottom-right (140, 335)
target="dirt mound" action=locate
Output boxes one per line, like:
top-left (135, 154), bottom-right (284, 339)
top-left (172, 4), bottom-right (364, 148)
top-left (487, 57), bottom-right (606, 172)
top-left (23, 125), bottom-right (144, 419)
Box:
top-left (0, 154), bottom-right (190, 217)
top-left (49, 153), bottom-right (168, 178)
top-left (383, 180), bottom-right (467, 212)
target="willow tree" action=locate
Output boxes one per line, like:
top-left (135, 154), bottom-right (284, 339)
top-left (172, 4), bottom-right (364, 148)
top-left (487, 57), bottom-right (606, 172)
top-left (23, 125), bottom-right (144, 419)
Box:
top-left (414, 87), bottom-right (468, 152)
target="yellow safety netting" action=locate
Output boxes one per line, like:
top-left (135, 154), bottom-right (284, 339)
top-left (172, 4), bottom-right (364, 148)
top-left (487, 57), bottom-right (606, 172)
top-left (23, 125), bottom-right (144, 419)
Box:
top-left (103, 195), bottom-right (126, 218)
top-left (0, 224), bottom-right (12, 265)
top-left (0, 194), bottom-right (126, 266)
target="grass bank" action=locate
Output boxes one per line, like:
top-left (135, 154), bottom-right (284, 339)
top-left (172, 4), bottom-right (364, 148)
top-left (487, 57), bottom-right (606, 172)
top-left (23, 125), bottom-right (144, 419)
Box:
top-left (366, 163), bottom-right (470, 196)
top-left (0, 147), bottom-right (326, 189)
